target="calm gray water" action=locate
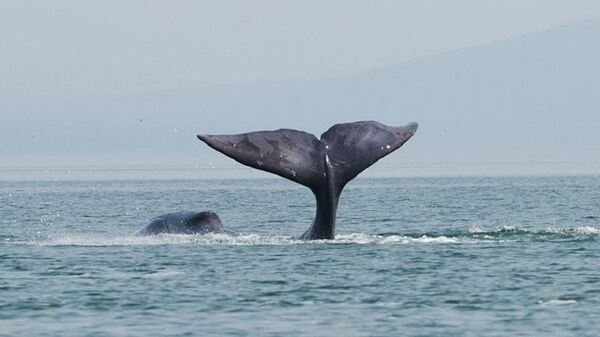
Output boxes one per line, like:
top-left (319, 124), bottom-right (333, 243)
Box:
top-left (1, 176), bottom-right (599, 336)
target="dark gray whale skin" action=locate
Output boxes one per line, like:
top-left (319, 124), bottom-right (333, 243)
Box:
top-left (198, 120), bottom-right (418, 240)
top-left (135, 211), bottom-right (224, 236)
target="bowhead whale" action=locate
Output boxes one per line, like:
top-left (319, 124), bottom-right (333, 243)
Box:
top-left (135, 211), bottom-right (224, 236)
top-left (198, 120), bottom-right (418, 240)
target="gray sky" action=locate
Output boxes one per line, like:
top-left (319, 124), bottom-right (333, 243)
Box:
top-left (2, 0), bottom-right (600, 99)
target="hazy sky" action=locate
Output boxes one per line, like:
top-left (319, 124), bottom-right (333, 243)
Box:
top-left (2, 0), bottom-right (600, 99)
top-left (2, 1), bottom-right (600, 173)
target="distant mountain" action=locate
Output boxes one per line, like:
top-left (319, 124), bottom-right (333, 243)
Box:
top-left (3, 19), bottom-right (600, 167)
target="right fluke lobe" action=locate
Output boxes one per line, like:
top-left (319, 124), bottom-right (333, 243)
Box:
top-left (320, 121), bottom-right (418, 189)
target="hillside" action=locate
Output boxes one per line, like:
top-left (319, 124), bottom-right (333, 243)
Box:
top-left (3, 19), bottom-right (600, 168)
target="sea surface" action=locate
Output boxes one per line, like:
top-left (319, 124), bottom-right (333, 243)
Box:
top-left (1, 174), bottom-right (599, 336)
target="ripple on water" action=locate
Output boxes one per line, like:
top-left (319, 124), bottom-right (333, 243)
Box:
top-left (538, 299), bottom-right (578, 307)
top-left (2, 176), bottom-right (600, 336)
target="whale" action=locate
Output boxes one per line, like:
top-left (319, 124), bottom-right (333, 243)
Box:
top-left (135, 211), bottom-right (224, 236)
top-left (198, 120), bottom-right (418, 240)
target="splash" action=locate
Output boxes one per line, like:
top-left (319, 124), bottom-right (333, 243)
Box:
top-left (335, 233), bottom-right (460, 244)
top-left (11, 232), bottom-right (461, 247)
top-left (461, 225), bottom-right (600, 241)
top-left (6, 225), bottom-right (598, 247)
top-left (539, 225), bottom-right (599, 237)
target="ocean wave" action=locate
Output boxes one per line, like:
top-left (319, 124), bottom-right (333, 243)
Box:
top-left (143, 270), bottom-right (186, 279)
top-left (538, 299), bottom-right (578, 307)
top-left (334, 233), bottom-right (460, 244)
top-left (6, 225), bottom-right (598, 247)
top-left (461, 225), bottom-right (600, 240)
top-left (11, 232), bottom-right (461, 247)
top-left (16, 233), bottom-right (299, 247)
top-left (553, 226), bottom-right (600, 235)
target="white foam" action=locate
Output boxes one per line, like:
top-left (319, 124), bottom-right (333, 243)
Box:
top-left (499, 225), bottom-right (519, 231)
top-left (546, 226), bottom-right (600, 235)
top-left (378, 234), bottom-right (459, 244)
top-left (573, 226), bottom-right (600, 234)
top-left (144, 270), bottom-right (186, 279)
top-left (538, 299), bottom-right (577, 307)
top-left (14, 232), bottom-right (463, 247)
top-left (468, 224), bottom-right (485, 233)
top-left (11, 224), bottom-right (598, 247)
top-left (305, 233), bottom-right (460, 245)
top-left (24, 233), bottom-right (301, 247)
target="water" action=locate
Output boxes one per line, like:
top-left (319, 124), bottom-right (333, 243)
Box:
top-left (1, 175), bottom-right (599, 336)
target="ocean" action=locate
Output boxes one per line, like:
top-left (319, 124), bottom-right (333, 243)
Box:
top-left (1, 173), bottom-right (599, 336)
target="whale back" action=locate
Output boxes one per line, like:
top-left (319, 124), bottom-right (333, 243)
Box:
top-left (189, 211), bottom-right (224, 233)
top-left (135, 211), bottom-right (224, 235)
top-left (135, 217), bottom-right (168, 236)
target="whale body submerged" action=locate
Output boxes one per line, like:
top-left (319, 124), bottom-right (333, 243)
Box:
top-left (135, 211), bottom-right (224, 236)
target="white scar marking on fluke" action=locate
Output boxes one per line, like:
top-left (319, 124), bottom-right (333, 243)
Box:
top-left (325, 154), bottom-right (333, 168)
top-left (257, 160), bottom-right (263, 166)
top-left (386, 144), bottom-right (391, 149)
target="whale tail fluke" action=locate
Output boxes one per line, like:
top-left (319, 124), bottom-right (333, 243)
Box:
top-left (198, 121), bottom-right (418, 239)
top-left (198, 121), bottom-right (417, 191)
